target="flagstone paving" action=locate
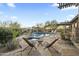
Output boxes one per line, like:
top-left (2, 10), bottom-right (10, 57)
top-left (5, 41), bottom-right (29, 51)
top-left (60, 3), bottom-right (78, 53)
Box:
top-left (0, 33), bottom-right (79, 56)
top-left (53, 39), bottom-right (79, 56)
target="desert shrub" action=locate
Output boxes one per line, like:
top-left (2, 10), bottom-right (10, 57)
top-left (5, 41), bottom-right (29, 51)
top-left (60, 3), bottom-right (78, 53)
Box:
top-left (57, 28), bottom-right (71, 40)
top-left (0, 28), bottom-right (21, 50)
top-left (6, 28), bottom-right (21, 50)
top-left (10, 28), bottom-right (21, 38)
top-left (0, 28), bottom-right (13, 44)
top-left (0, 21), bottom-right (21, 49)
top-left (7, 39), bottom-right (19, 50)
top-left (57, 28), bottom-right (65, 38)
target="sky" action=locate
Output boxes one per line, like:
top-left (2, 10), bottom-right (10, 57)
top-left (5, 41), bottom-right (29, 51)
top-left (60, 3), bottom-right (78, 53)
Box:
top-left (0, 3), bottom-right (78, 28)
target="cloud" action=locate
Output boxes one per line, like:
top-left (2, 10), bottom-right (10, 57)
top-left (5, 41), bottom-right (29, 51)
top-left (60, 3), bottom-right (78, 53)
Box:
top-left (11, 16), bottom-right (17, 20)
top-left (69, 15), bottom-right (75, 18)
top-left (61, 6), bottom-right (77, 11)
top-left (7, 3), bottom-right (16, 7)
top-left (0, 11), bottom-right (3, 15)
top-left (66, 14), bottom-right (75, 21)
top-left (50, 3), bottom-right (59, 7)
top-left (0, 13), bottom-right (18, 22)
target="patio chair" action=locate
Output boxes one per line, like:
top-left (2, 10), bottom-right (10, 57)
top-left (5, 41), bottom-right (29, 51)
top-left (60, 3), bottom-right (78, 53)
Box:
top-left (23, 38), bottom-right (37, 55)
top-left (45, 39), bottom-right (59, 48)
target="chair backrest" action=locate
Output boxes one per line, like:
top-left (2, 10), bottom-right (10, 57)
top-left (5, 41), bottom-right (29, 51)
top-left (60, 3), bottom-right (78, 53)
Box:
top-left (23, 38), bottom-right (35, 47)
top-left (45, 39), bottom-right (59, 48)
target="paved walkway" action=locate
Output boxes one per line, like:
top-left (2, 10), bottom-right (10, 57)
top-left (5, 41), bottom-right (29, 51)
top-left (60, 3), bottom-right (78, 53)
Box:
top-left (70, 39), bottom-right (79, 49)
top-left (1, 33), bottom-right (79, 56)
top-left (53, 39), bottom-right (79, 56)
top-left (1, 33), bottom-right (61, 56)
top-left (35, 42), bottom-right (52, 56)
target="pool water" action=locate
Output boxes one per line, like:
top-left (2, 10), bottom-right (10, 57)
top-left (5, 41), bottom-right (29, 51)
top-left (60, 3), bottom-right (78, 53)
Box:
top-left (28, 32), bottom-right (52, 40)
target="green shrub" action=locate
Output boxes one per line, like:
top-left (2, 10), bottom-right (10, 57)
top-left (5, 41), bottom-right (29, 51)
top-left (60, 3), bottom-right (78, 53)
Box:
top-left (0, 28), bottom-right (13, 44)
top-left (6, 28), bottom-right (21, 50)
top-left (57, 28), bottom-right (65, 39)
top-left (0, 28), bottom-right (21, 50)
top-left (57, 28), bottom-right (71, 40)
top-left (10, 29), bottom-right (21, 39)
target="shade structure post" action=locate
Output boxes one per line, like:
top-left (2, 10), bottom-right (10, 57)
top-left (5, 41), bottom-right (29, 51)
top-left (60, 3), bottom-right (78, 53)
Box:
top-left (57, 3), bottom-right (79, 40)
top-left (78, 5), bottom-right (79, 28)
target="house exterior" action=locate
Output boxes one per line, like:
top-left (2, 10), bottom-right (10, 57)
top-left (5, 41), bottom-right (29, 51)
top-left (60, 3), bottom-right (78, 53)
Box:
top-left (70, 15), bottom-right (79, 42)
top-left (57, 14), bottom-right (79, 42)
top-left (57, 22), bottom-right (70, 30)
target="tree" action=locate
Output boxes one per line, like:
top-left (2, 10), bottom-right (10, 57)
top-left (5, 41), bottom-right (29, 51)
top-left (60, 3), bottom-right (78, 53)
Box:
top-left (31, 20), bottom-right (58, 32)
top-left (50, 20), bottom-right (58, 31)
top-left (9, 22), bottom-right (20, 29)
top-left (44, 20), bottom-right (58, 32)
top-left (35, 23), bottom-right (44, 32)
top-left (45, 21), bottom-right (51, 26)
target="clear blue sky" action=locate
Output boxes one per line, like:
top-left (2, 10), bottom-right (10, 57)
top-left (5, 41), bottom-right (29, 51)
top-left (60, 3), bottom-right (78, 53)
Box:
top-left (0, 3), bottom-right (78, 28)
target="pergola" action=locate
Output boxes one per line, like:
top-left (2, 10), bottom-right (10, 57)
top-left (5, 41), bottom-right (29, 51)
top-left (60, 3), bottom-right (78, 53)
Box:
top-left (58, 3), bottom-right (79, 9)
top-left (57, 3), bottom-right (79, 24)
top-left (57, 3), bottom-right (79, 39)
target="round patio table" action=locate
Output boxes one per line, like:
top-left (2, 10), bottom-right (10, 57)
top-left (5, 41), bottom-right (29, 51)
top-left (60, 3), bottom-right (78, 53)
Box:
top-left (37, 39), bottom-right (43, 46)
